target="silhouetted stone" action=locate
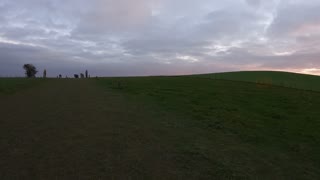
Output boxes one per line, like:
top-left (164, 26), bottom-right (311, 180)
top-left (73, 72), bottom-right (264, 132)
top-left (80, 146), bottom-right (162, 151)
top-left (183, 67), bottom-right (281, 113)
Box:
top-left (80, 73), bottom-right (85, 78)
top-left (43, 69), bottom-right (47, 78)
top-left (74, 74), bottom-right (79, 78)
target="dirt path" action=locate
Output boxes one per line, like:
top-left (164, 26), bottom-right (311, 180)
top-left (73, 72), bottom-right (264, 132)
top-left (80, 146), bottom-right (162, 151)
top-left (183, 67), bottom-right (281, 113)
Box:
top-left (0, 80), bottom-right (181, 179)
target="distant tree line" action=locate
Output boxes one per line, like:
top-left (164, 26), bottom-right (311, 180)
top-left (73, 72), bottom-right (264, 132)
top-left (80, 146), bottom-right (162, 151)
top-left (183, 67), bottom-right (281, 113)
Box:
top-left (23, 64), bottom-right (91, 79)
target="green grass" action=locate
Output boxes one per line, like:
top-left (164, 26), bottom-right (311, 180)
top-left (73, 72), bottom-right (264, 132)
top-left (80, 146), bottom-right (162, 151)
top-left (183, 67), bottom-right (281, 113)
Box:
top-left (97, 76), bottom-right (320, 179)
top-left (1, 72), bottom-right (320, 179)
top-left (0, 78), bottom-right (46, 94)
top-left (195, 71), bottom-right (320, 91)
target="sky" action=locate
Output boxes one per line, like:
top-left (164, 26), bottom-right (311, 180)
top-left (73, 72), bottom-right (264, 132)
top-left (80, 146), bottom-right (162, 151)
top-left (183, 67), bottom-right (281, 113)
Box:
top-left (1, 0), bottom-right (320, 77)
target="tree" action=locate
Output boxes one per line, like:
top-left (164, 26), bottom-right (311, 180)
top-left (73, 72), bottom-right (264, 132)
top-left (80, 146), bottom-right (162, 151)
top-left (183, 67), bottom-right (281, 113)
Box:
top-left (23, 64), bottom-right (38, 78)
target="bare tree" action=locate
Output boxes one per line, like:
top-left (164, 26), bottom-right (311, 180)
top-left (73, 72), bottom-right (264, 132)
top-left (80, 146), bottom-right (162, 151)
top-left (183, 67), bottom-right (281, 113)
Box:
top-left (23, 64), bottom-right (38, 78)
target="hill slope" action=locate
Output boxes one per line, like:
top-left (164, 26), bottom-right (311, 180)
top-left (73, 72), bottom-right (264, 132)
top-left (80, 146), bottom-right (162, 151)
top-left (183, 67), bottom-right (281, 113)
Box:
top-left (0, 76), bottom-right (320, 179)
top-left (98, 76), bottom-right (320, 179)
top-left (195, 71), bottom-right (320, 91)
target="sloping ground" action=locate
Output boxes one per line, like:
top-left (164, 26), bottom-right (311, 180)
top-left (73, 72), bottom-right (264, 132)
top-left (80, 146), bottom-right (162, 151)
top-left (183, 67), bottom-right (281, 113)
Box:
top-left (0, 77), bottom-right (320, 179)
top-left (0, 79), bottom-right (183, 179)
top-left (98, 76), bottom-right (320, 179)
top-left (195, 71), bottom-right (320, 91)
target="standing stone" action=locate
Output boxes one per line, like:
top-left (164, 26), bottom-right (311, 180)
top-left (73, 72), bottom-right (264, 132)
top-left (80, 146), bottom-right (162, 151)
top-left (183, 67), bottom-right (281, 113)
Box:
top-left (43, 69), bottom-right (47, 78)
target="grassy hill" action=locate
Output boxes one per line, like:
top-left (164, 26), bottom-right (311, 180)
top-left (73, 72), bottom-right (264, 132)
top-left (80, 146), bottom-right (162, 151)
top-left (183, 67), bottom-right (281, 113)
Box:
top-left (195, 71), bottom-right (320, 91)
top-left (98, 75), bottom-right (320, 179)
top-left (0, 72), bottom-right (320, 179)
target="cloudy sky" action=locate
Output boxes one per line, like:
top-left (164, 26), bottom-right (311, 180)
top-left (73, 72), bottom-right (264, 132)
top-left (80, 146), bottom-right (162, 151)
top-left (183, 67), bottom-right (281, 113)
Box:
top-left (1, 0), bottom-right (320, 77)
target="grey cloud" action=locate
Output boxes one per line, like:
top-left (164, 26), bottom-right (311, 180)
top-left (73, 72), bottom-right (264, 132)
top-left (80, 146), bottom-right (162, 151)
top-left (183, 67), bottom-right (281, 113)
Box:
top-left (246, 0), bottom-right (262, 7)
top-left (123, 37), bottom-right (209, 56)
top-left (198, 8), bottom-right (263, 40)
top-left (72, 0), bottom-right (155, 36)
top-left (0, 0), bottom-right (320, 76)
top-left (268, 2), bottom-right (320, 37)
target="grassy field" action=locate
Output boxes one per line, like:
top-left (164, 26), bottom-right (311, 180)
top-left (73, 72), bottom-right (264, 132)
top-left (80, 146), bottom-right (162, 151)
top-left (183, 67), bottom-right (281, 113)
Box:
top-left (1, 72), bottom-right (320, 179)
top-left (0, 78), bottom-right (46, 94)
top-left (195, 71), bottom-right (320, 91)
